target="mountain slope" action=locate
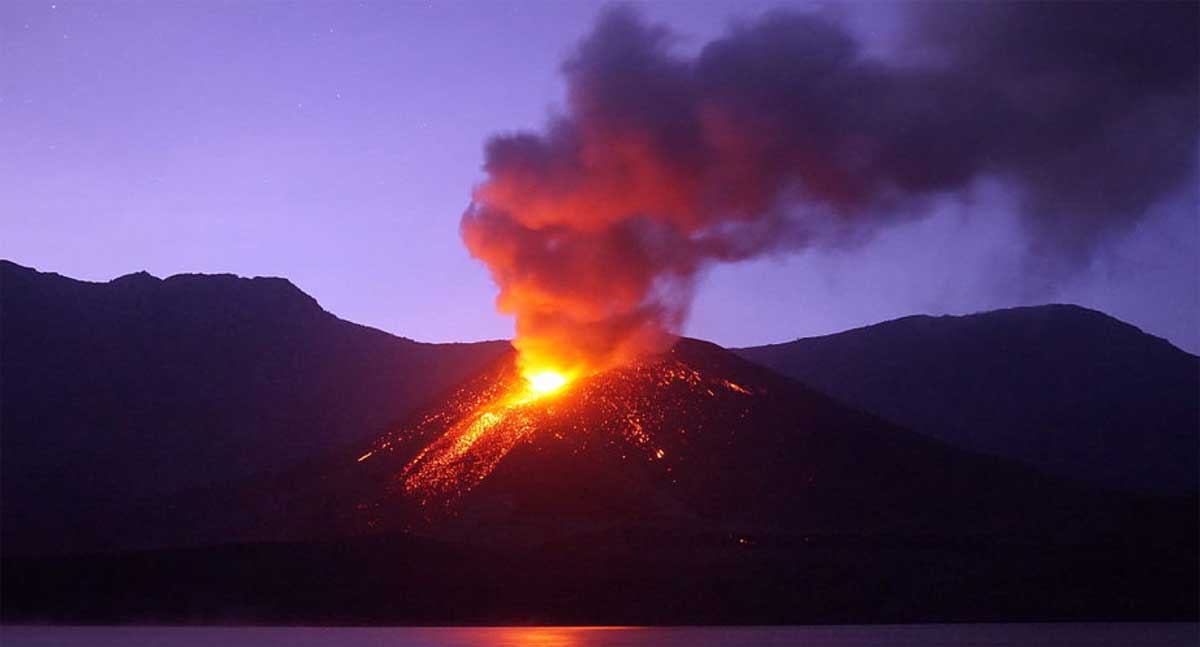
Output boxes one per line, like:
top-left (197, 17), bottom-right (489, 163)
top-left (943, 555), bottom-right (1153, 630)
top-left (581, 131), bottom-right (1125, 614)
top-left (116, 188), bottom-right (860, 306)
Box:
top-left (6, 338), bottom-right (1195, 624)
top-left (0, 260), bottom-right (508, 554)
top-left (735, 305), bottom-right (1199, 494)
top-left (189, 338), bottom-right (1146, 550)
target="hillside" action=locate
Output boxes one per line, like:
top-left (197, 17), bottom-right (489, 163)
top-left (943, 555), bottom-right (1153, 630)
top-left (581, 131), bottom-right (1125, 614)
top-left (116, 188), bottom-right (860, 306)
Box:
top-left (736, 305), bottom-right (1199, 494)
top-left (0, 260), bottom-right (508, 554)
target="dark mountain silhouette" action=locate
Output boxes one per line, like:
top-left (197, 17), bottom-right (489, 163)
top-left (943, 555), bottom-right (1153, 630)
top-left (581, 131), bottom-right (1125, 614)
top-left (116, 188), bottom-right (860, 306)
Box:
top-left (300, 339), bottom-right (1114, 542)
top-left (0, 260), bottom-right (508, 554)
top-left (736, 305), bottom-right (1199, 495)
top-left (1, 264), bottom-right (1195, 623)
top-left (4, 338), bottom-right (1195, 624)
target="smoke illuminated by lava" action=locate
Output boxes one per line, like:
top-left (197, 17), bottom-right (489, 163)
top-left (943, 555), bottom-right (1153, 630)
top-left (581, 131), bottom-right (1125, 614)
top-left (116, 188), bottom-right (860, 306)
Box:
top-left (377, 3), bottom-right (1200, 512)
top-left (461, 4), bottom-right (1197, 381)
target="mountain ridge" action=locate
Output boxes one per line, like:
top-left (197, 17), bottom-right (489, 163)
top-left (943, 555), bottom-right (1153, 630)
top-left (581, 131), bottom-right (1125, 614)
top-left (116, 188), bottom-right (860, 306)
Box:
top-left (748, 304), bottom-right (1192, 355)
top-left (2, 260), bottom-right (1196, 623)
top-left (735, 303), bottom-right (1199, 494)
top-left (0, 259), bottom-right (511, 554)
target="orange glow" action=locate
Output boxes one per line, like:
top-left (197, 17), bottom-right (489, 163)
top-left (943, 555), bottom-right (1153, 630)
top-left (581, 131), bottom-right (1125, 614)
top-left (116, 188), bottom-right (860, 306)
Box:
top-left (354, 349), bottom-right (766, 515)
top-left (723, 380), bottom-right (752, 395)
top-left (498, 627), bottom-right (577, 647)
top-left (487, 626), bottom-right (631, 647)
top-left (397, 362), bottom-right (579, 506)
top-left (526, 369), bottom-right (568, 396)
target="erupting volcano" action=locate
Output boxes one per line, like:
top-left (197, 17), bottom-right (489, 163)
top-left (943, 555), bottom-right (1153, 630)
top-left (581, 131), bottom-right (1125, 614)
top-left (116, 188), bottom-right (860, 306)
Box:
top-left (324, 337), bottom-right (1109, 545)
top-left (354, 340), bottom-right (762, 516)
top-left (61, 1), bottom-right (1188, 619)
top-left (3, 0), bottom-right (1198, 631)
top-left (346, 3), bottom-right (1199, 535)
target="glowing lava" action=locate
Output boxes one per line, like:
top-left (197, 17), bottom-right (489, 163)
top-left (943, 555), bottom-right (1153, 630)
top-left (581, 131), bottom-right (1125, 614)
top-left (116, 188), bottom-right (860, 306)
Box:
top-left (526, 370), bottom-right (568, 396)
top-left (352, 341), bottom-right (765, 522)
top-left (390, 362), bottom-right (578, 508)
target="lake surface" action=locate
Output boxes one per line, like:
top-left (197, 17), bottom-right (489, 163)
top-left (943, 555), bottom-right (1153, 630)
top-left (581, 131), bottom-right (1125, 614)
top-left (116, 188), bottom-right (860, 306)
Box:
top-left (2, 624), bottom-right (1196, 646)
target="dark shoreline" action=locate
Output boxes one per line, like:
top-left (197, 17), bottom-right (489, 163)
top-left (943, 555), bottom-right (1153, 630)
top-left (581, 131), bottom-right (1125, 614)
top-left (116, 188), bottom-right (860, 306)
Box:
top-left (5, 529), bottom-right (1196, 626)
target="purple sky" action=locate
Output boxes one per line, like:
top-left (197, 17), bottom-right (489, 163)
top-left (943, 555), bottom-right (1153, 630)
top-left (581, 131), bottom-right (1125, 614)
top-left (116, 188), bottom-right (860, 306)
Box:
top-left (2, 1), bottom-right (1197, 353)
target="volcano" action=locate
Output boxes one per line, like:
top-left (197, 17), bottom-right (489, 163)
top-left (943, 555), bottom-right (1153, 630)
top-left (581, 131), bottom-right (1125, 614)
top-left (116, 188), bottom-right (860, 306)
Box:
top-left (5, 337), bottom-right (1196, 625)
top-left (249, 338), bottom-right (1167, 547)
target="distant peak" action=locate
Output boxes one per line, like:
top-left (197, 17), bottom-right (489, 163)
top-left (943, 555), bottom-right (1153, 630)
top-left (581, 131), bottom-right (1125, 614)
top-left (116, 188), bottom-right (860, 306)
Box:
top-left (959, 303), bottom-right (1109, 319)
top-left (110, 270), bottom-right (161, 286)
top-left (161, 272), bottom-right (322, 311)
top-left (162, 272), bottom-right (294, 289)
top-left (737, 303), bottom-right (1158, 352)
top-left (0, 259), bottom-right (32, 272)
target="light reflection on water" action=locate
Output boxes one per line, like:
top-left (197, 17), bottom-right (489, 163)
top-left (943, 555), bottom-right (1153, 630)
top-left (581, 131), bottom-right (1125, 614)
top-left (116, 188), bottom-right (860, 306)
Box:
top-left (1, 624), bottom-right (1197, 647)
top-left (493, 626), bottom-right (610, 646)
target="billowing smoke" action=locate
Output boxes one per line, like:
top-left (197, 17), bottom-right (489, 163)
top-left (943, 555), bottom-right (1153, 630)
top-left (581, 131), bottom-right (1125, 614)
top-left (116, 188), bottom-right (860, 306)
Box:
top-left (462, 3), bottom-right (1198, 376)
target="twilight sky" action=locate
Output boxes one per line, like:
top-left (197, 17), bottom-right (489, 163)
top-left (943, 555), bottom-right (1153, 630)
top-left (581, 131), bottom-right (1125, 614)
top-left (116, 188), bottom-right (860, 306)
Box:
top-left (2, 1), bottom-right (1197, 353)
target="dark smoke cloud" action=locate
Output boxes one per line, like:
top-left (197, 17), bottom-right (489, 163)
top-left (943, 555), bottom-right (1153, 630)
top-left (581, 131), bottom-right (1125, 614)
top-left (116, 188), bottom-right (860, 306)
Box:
top-left (462, 2), bottom-right (1199, 374)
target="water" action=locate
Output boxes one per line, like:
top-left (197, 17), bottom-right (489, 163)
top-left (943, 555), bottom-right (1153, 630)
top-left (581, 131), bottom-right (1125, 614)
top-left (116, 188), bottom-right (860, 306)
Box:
top-left (2, 624), bottom-right (1196, 646)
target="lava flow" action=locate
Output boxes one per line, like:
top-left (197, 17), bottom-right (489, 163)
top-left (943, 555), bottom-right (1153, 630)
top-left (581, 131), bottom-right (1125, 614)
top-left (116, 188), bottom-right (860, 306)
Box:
top-left (353, 340), bottom-right (762, 517)
top-left (394, 364), bottom-right (575, 506)
top-left (526, 370), bottom-right (568, 396)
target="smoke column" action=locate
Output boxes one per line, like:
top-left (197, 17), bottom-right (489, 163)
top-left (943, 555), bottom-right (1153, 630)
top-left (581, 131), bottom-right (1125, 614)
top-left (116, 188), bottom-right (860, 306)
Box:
top-left (461, 3), bottom-right (1198, 377)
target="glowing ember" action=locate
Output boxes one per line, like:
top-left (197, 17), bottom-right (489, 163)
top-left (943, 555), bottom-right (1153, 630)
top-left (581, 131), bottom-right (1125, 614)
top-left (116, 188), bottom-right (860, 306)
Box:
top-left (353, 342), bottom-right (766, 518)
top-left (526, 370), bottom-right (568, 396)
top-left (393, 364), bottom-right (576, 507)
top-left (723, 380), bottom-right (752, 395)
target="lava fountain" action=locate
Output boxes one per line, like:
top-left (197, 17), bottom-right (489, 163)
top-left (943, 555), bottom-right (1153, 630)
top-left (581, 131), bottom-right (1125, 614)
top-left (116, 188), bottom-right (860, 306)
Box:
top-left (393, 359), bottom-right (577, 508)
top-left (526, 370), bottom-right (569, 396)
top-left (354, 339), bottom-right (760, 517)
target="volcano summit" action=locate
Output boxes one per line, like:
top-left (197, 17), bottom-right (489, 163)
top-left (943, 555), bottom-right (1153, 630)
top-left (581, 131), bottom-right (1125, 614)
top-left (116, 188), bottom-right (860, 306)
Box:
top-left (335, 339), bottom-right (1105, 542)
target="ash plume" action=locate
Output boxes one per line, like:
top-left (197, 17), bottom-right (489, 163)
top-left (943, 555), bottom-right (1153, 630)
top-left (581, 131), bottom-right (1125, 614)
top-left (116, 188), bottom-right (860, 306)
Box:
top-left (462, 3), bottom-right (1199, 374)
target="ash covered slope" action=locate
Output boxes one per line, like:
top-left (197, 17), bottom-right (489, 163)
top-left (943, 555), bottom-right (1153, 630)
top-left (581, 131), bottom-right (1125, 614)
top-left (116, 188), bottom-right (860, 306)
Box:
top-left (735, 305), bottom-right (1199, 495)
top-left (282, 338), bottom-right (1135, 543)
top-left (0, 260), bottom-right (508, 555)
